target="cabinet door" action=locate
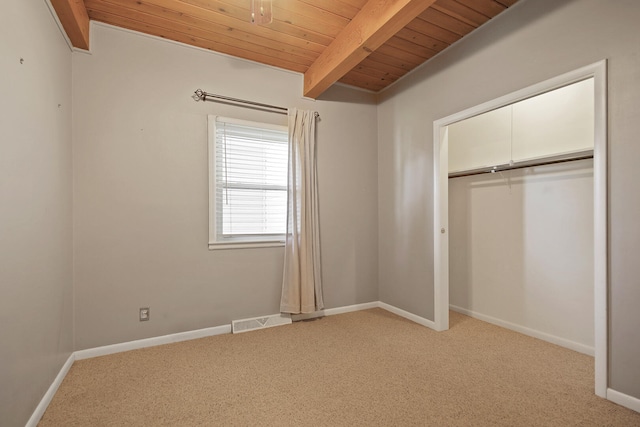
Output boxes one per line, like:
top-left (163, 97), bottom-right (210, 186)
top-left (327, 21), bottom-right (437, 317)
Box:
top-left (448, 105), bottom-right (511, 173)
top-left (512, 78), bottom-right (594, 162)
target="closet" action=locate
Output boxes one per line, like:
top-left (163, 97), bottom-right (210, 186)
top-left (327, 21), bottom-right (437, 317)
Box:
top-left (447, 79), bottom-right (595, 354)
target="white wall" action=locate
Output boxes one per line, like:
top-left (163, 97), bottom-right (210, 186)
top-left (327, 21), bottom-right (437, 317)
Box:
top-left (449, 160), bottom-right (594, 352)
top-left (72, 24), bottom-right (379, 350)
top-left (377, 0), bottom-right (640, 399)
top-left (0, 1), bottom-right (73, 426)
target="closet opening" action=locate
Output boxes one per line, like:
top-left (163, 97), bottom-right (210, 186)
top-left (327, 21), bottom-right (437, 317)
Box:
top-left (433, 61), bottom-right (607, 397)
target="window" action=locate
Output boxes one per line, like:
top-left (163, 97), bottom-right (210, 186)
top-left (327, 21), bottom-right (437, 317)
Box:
top-left (208, 115), bottom-right (288, 249)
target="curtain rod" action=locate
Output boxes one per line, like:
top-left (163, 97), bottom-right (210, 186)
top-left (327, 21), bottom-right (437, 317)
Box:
top-left (194, 89), bottom-right (319, 118)
top-left (448, 149), bottom-right (594, 179)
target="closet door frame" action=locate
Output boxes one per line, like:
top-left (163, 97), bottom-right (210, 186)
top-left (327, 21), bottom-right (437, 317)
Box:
top-left (432, 60), bottom-right (607, 397)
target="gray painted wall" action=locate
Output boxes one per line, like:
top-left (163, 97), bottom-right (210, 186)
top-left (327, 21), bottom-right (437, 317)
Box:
top-left (377, 0), bottom-right (640, 399)
top-left (0, 1), bottom-right (73, 426)
top-left (72, 24), bottom-right (379, 350)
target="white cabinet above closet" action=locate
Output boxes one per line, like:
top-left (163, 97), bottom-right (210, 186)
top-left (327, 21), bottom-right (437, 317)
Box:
top-left (448, 106), bottom-right (511, 173)
top-left (512, 78), bottom-right (594, 162)
top-left (448, 78), bottom-right (594, 174)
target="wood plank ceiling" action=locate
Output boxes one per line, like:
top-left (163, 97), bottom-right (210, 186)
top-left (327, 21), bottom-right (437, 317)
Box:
top-left (51, 0), bottom-right (518, 98)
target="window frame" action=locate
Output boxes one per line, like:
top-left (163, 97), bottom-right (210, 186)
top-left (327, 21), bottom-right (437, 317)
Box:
top-left (207, 115), bottom-right (288, 250)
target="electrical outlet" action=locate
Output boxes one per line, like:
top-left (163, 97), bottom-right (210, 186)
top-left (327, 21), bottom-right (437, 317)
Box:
top-left (139, 307), bottom-right (150, 321)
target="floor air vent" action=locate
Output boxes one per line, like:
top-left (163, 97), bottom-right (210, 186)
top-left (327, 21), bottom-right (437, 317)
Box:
top-left (232, 314), bottom-right (292, 334)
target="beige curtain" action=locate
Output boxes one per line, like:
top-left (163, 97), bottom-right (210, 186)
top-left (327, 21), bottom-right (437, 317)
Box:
top-left (280, 108), bottom-right (324, 314)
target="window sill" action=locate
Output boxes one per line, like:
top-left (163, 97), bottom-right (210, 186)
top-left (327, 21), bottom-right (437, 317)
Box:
top-left (208, 241), bottom-right (285, 251)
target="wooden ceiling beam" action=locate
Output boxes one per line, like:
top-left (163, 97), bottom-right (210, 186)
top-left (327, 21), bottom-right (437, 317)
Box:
top-left (50, 0), bottom-right (91, 50)
top-left (303, 0), bottom-right (437, 98)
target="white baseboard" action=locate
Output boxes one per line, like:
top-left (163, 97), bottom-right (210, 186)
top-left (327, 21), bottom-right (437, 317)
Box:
top-left (25, 353), bottom-right (75, 427)
top-left (291, 301), bottom-right (379, 321)
top-left (607, 388), bottom-right (640, 414)
top-left (75, 324), bottom-right (231, 360)
top-left (450, 305), bottom-right (594, 356)
top-left (77, 303), bottom-right (385, 360)
top-left (29, 301), bottom-right (437, 425)
top-left (379, 302), bottom-right (437, 330)
top-left (326, 301), bottom-right (380, 315)
top-left (289, 301), bottom-right (438, 332)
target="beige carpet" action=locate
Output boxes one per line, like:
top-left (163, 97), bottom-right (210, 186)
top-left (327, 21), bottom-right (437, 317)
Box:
top-left (40, 309), bottom-right (640, 426)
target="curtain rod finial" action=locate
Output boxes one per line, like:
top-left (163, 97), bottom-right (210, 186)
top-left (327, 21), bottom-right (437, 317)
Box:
top-left (194, 89), bottom-right (205, 101)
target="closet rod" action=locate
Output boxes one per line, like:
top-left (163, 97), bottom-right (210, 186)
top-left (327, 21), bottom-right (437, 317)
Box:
top-left (448, 149), bottom-right (594, 179)
top-left (194, 89), bottom-right (319, 118)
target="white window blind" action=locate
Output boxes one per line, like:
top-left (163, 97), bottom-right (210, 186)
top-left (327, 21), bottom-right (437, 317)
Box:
top-left (208, 116), bottom-right (288, 248)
